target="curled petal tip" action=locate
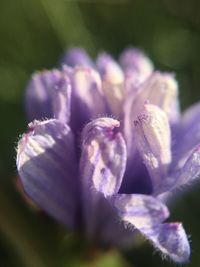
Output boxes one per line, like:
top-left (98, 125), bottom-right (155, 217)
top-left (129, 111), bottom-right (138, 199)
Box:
top-left (157, 223), bottom-right (190, 264)
top-left (82, 117), bottom-right (120, 141)
top-left (81, 117), bottom-right (126, 197)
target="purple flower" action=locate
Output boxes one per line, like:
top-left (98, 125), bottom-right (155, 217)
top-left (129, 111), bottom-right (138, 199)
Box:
top-left (17, 47), bottom-right (200, 263)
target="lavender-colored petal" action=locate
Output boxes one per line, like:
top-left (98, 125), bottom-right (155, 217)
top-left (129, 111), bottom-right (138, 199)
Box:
top-left (17, 119), bottom-right (78, 228)
top-left (175, 145), bottom-right (200, 185)
top-left (80, 118), bottom-right (127, 236)
top-left (174, 102), bottom-right (200, 164)
top-left (70, 67), bottom-right (107, 132)
top-left (25, 71), bottom-right (52, 120)
top-left (25, 70), bottom-right (71, 124)
top-left (96, 53), bottom-right (124, 117)
top-left (124, 73), bottom-right (177, 176)
top-left (114, 194), bottom-right (190, 263)
top-left (119, 47), bottom-right (153, 88)
top-left (134, 104), bottom-right (171, 193)
top-left (87, 196), bottom-right (133, 246)
top-left (114, 194), bottom-right (169, 226)
top-left (81, 117), bottom-right (127, 197)
top-left (161, 145), bottom-right (200, 194)
top-left (125, 72), bottom-right (178, 123)
top-left (61, 47), bottom-right (93, 67)
top-left (151, 223), bottom-right (190, 263)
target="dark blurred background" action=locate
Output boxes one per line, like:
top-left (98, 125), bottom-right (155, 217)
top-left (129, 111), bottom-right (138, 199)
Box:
top-left (0, 0), bottom-right (200, 266)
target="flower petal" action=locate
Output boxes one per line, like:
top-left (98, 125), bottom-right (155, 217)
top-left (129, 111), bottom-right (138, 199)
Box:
top-left (134, 104), bottom-right (171, 193)
top-left (96, 53), bottom-right (124, 117)
top-left (153, 223), bottom-right (190, 263)
top-left (79, 118), bottom-right (127, 237)
top-left (163, 145), bottom-right (200, 193)
top-left (61, 47), bottom-right (93, 67)
top-left (123, 72), bottom-right (178, 171)
top-left (88, 196), bottom-right (132, 246)
top-left (125, 72), bottom-right (179, 123)
top-left (17, 119), bottom-right (78, 228)
top-left (176, 145), bottom-right (200, 185)
top-left (70, 67), bottom-right (107, 132)
top-left (119, 47), bottom-right (153, 88)
top-left (114, 194), bottom-right (190, 263)
top-left (114, 194), bottom-right (169, 227)
top-left (80, 117), bottom-right (127, 197)
top-left (25, 70), bottom-right (71, 124)
top-left (174, 102), bottom-right (200, 164)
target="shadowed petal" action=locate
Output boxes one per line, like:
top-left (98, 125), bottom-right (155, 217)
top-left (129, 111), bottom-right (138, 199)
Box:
top-left (134, 104), bottom-right (171, 193)
top-left (175, 145), bottom-right (200, 185)
top-left (61, 47), bottom-right (93, 67)
top-left (80, 118), bottom-right (127, 236)
top-left (25, 70), bottom-right (71, 124)
top-left (17, 119), bottom-right (78, 228)
top-left (70, 67), bottom-right (107, 132)
top-left (96, 53), bottom-right (124, 117)
top-left (119, 47), bottom-right (153, 88)
top-left (86, 196), bottom-right (133, 246)
top-left (162, 145), bottom-right (200, 193)
top-left (174, 102), bottom-right (200, 164)
top-left (114, 194), bottom-right (190, 263)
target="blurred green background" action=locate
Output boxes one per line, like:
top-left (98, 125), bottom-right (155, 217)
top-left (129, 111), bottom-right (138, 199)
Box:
top-left (0, 0), bottom-right (200, 266)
